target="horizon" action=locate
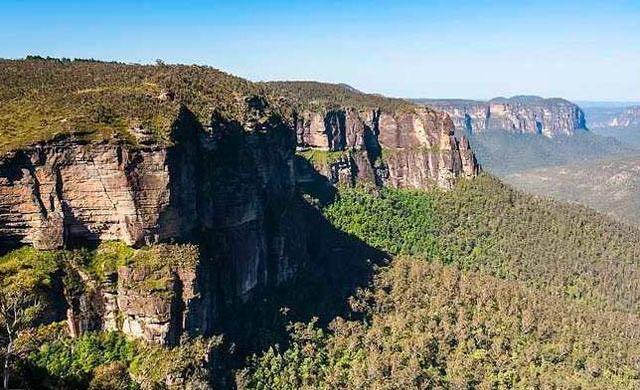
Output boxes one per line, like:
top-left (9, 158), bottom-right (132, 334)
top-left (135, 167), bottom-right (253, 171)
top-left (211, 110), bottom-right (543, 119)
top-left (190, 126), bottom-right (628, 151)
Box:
top-left (1, 1), bottom-right (639, 101)
top-left (3, 55), bottom-right (639, 106)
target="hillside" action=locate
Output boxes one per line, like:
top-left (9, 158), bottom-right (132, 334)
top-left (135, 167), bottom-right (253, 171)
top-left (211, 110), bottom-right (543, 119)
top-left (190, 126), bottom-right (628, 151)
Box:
top-left (504, 156), bottom-right (640, 225)
top-left (5, 174), bottom-right (640, 388)
top-left (241, 175), bottom-right (640, 389)
top-left (455, 128), bottom-right (635, 175)
top-left (265, 81), bottom-right (415, 112)
top-left (0, 57), bottom-right (269, 153)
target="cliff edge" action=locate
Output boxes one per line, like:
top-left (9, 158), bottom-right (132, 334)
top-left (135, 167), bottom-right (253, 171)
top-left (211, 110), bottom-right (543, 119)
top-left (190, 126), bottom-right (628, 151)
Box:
top-left (417, 96), bottom-right (587, 138)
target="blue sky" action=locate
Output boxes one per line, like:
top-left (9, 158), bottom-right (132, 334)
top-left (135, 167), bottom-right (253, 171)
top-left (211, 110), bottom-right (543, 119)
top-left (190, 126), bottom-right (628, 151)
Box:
top-left (1, 0), bottom-right (638, 101)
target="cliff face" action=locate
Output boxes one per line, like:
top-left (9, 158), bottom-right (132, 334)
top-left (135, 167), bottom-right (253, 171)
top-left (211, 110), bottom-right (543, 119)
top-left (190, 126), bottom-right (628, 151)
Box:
top-left (0, 63), bottom-right (479, 346)
top-left (0, 104), bottom-right (307, 334)
top-left (294, 107), bottom-right (478, 189)
top-left (588, 106), bottom-right (640, 129)
top-left (0, 105), bottom-right (477, 252)
top-left (1, 103), bottom-right (477, 344)
top-left (420, 96), bottom-right (587, 138)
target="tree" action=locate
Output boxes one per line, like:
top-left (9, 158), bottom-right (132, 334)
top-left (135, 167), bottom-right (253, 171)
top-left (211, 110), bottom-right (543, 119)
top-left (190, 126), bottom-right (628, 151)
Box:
top-left (0, 247), bottom-right (57, 390)
top-left (0, 281), bottom-right (43, 389)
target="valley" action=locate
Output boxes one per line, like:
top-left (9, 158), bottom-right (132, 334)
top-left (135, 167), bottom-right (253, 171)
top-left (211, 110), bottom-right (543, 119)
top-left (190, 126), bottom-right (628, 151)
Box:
top-left (0, 58), bottom-right (639, 389)
top-left (503, 156), bottom-right (640, 225)
top-left (412, 97), bottom-right (640, 227)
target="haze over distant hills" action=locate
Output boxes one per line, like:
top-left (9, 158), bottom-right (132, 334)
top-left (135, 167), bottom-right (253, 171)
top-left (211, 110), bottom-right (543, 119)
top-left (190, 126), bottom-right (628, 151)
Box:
top-left (414, 95), bottom-right (637, 174)
top-left (416, 95), bottom-right (640, 225)
top-left (416, 96), bottom-right (586, 138)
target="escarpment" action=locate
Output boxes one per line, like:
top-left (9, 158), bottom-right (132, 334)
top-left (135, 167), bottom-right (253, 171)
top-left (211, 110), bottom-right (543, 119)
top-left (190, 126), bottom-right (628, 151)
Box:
top-left (419, 96), bottom-right (587, 137)
top-left (0, 59), bottom-right (478, 346)
top-left (272, 81), bottom-right (479, 189)
top-left (588, 105), bottom-right (640, 129)
top-left (1, 104), bottom-right (306, 336)
top-left (293, 108), bottom-right (477, 189)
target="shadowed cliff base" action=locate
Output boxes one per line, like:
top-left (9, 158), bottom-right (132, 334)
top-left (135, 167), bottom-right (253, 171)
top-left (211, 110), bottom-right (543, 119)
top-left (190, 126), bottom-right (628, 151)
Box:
top-left (210, 162), bottom-right (388, 388)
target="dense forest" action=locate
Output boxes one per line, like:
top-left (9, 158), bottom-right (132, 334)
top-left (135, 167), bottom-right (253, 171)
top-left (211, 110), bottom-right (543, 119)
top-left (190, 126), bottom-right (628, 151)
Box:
top-left (239, 176), bottom-right (640, 389)
top-left (3, 175), bottom-right (640, 388)
top-left (2, 58), bottom-right (640, 389)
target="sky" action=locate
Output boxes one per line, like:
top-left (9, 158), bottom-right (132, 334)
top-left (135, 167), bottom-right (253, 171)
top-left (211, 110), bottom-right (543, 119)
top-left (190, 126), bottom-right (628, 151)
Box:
top-left (1, 0), bottom-right (639, 101)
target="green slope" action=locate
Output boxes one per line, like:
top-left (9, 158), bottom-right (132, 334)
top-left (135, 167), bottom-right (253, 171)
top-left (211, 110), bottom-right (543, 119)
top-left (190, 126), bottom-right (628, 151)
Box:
top-left (241, 176), bottom-right (640, 389)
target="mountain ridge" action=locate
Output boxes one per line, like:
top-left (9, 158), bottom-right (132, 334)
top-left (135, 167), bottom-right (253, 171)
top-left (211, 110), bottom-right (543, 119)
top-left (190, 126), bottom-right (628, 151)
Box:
top-left (414, 95), bottom-right (586, 138)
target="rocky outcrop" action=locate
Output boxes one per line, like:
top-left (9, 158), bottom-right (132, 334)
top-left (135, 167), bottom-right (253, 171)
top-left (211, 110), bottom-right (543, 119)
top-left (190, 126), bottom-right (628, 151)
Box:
top-left (588, 106), bottom-right (640, 129)
top-left (0, 104), bottom-right (306, 334)
top-left (293, 107), bottom-right (478, 189)
top-left (1, 92), bottom-right (478, 346)
top-left (64, 245), bottom-right (199, 345)
top-left (420, 96), bottom-right (587, 138)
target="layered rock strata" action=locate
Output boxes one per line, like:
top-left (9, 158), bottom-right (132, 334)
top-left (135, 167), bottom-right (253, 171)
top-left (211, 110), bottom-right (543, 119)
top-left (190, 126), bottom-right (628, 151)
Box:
top-left (420, 96), bottom-right (587, 137)
top-left (64, 245), bottom-right (199, 345)
top-left (1, 99), bottom-right (478, 345)
top-left (293, 107), bottom-right (478, 189)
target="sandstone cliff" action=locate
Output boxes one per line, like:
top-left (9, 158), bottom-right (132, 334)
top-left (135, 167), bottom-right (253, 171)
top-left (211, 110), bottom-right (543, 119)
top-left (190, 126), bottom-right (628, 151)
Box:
top-left (293, 107), bottom-right (477, 189)
top-left (271, 81), bottom-right (478, 189)
top-left (0, 60), bottom-right (478, 346)
top-left (418, 96), bottom-right (587, 138)
top-left (587, 106), bottom-right (640, 129)
top-left (0, 103), bottom-right (305, 335)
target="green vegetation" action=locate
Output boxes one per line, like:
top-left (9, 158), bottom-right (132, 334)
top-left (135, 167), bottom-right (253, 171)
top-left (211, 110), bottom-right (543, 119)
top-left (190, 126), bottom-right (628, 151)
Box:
top-left (240, 257), bottom-right (640, 389)
top-left (0, 243), bottom-right (204, 388)
top-left (0, 246), bottom-right (59, 291)
top-left (296, 149), bottom-right (348, 167)
top-left (323, 176), bottom-right (640, 312)
top-left (17, 326), bottom-right (218, 389)
top-left (24, 329), bottom-right (136, 388)
top-left (85, 241), bottom-right (135, 282)
top-left (130, 336), bottom-right (219, 389)
top-left (265, 81), bottom-right (415, 112)
top-left (0, 57), bottom-right (268, 152)
top-left (1, 247), bottom-right (61, 388)
top-left (324, 186), bottom-right (439, 257)
top-left (242, 174), bottom-right (640, 388)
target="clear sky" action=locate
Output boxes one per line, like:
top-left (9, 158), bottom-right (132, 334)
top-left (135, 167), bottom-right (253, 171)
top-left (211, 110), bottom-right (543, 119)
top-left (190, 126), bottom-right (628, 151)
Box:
top-left (1, 0), bottom-right (638, 101)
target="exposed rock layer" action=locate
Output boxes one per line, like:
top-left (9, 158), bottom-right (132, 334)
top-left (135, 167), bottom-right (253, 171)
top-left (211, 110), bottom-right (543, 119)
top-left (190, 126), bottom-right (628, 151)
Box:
top-left (1, 102), bottom-right (478, 344)
top-left (419, 96), bottom-right (587, 138)
top-left (64, 245), bottom-right (199, 345)
top-left (588, 106), bottom-right (640, 129)
top-left (294, 107), bottom-right (478, 189)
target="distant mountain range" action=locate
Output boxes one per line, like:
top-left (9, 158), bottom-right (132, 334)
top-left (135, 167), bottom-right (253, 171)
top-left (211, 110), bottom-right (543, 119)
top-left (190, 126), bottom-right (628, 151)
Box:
top-left (504, 156), bottom-right (640, 225)
top-left (583, 105), bottom-right (640, 129)
top-left (414, 96), bottom-right (585, 138)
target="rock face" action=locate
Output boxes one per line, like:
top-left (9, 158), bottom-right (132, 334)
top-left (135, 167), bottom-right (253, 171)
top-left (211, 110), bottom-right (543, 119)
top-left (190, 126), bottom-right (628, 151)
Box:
top-left (64, 245), bottom-right (200, 345)
top-left (588, 106), bottom-right (640, 129)
top-left (294, 107), bottom-right (478, 189)
top-left (0, 105), bottom-right (305, 333)
top-left (0, 96), bottom-right (478, 345)
top-left (419, 96), bottom-right (587, 138)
